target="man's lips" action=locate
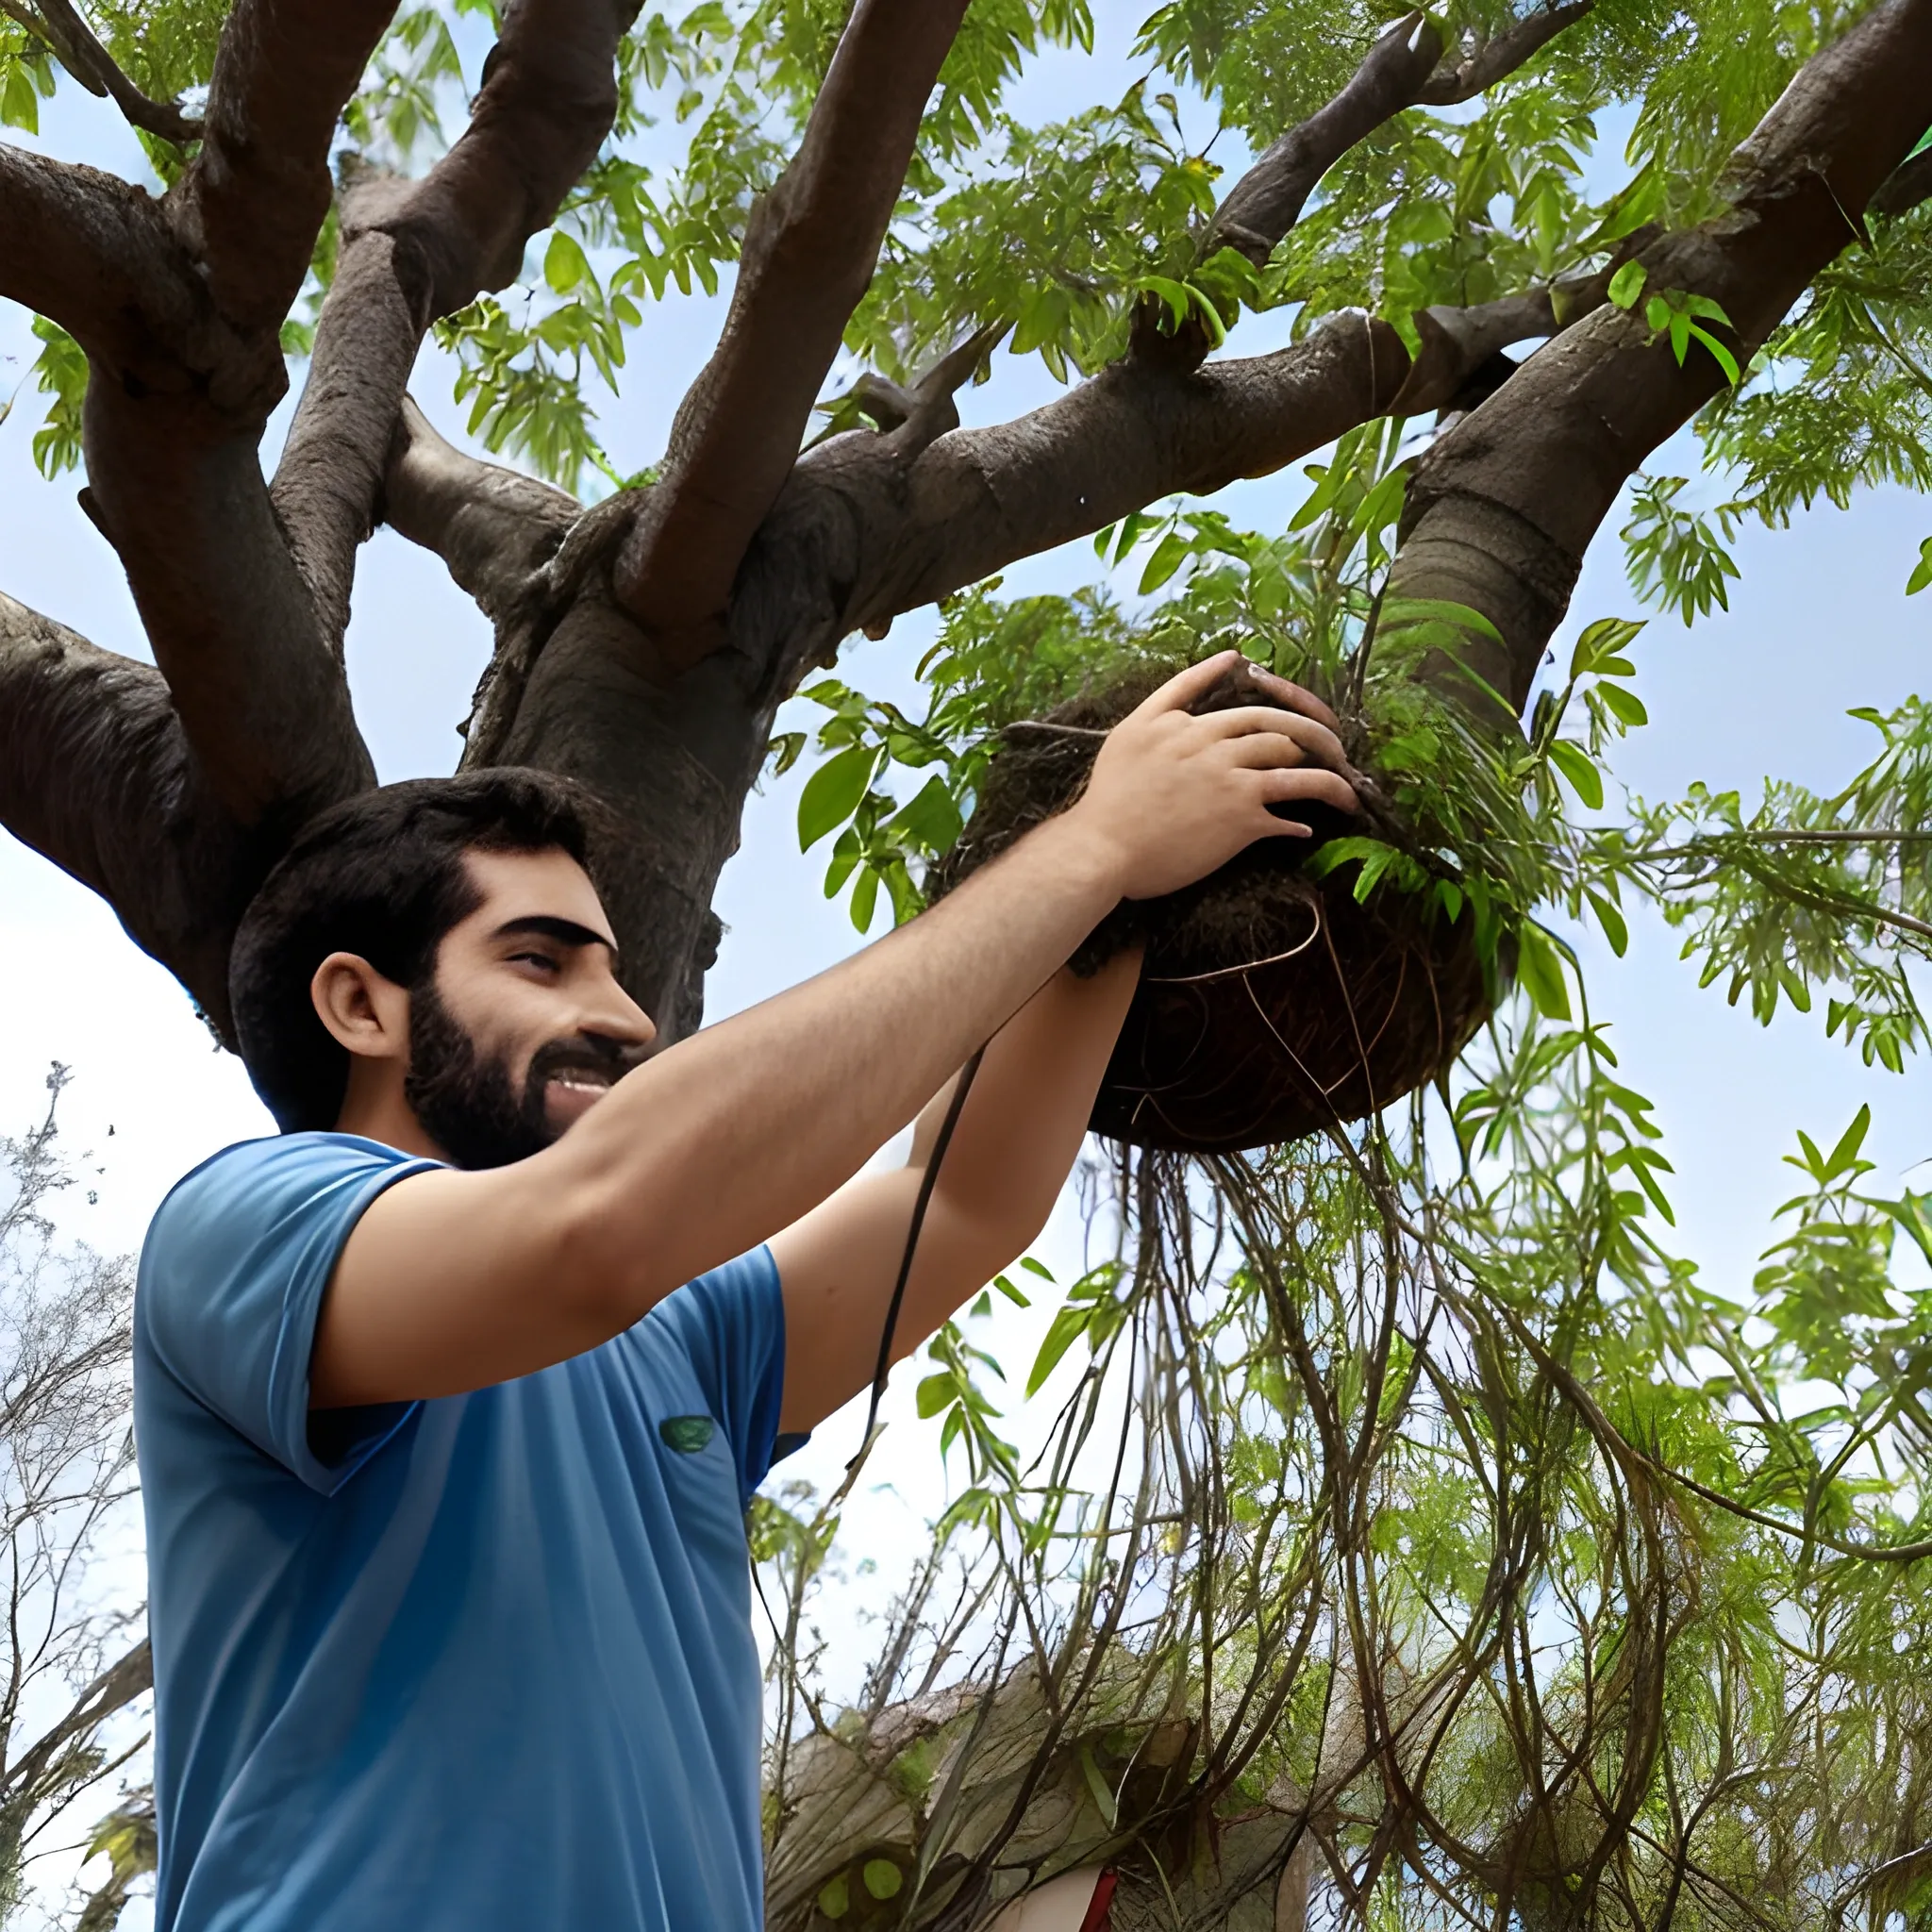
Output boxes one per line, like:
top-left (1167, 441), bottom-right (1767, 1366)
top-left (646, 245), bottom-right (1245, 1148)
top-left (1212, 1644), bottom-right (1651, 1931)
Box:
top-left (543, 1068), bottom-right (618, 1124)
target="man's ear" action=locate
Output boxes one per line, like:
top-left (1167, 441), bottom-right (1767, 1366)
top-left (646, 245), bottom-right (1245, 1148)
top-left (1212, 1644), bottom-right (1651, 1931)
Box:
top-left (311, 953), bottom-right (411, 1061)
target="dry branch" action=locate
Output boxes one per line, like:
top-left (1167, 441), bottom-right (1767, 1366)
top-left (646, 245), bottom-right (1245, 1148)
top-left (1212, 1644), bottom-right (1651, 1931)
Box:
top-left (612, 0), bottom-right (974, 671)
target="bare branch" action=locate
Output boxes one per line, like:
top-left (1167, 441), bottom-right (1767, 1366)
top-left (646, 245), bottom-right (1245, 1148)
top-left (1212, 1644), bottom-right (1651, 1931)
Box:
top-left (1417, 3), bottom-right (1594, 107)
top-left (611, 0), bottom-right (974, 672)
top-left (1391, 0), bottom-right (1932, 720)
top-left (381, 396), bottom-right (579, 622)
top-left (275, 0), bottom-right (640, 644)
top-left (0, 593), bottom-right (269, 1036)
top-left (0, 0), bottom-right (201, 144)
top-left (173, 0), bottom-right (400, 332)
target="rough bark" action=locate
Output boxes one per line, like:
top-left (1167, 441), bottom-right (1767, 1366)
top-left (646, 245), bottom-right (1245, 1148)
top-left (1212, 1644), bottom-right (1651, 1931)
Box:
top-left (0, 594), bottom-right (258, 1033)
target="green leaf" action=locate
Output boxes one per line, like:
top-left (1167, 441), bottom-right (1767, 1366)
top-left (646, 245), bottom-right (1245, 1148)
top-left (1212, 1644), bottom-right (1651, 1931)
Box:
top-left (1515, 924), bottom-right (1572, 1020)
top-left (1026, 1304), bottom-right (1090, 1398)
top-left (991, 1273), bottom-right (1031, 1307)
top-left (1138, 529), bottom-right (1191, 593)
top-left (543, 230), bottom-right (591, 294)
top-left (849, 863), bottom-right (881, 932)
top-left (1586, 889), bottom-right (1628, 957)
top-left (862, 1859), bottom-right (904, 1901)
top-left (1546, 740), bottom-right (1605, 810)
top-left (1824, 1105), bottom-right (1872, 1180)
top-left (797, 745), bottom-right (878, 851)
top-left (1907, 537), bottom-right (1932, 596)
top-left (1607, 260), bottom-right (1648, 310)
top-left (916, 1372), bottom-right (959, 1419)
top-left (1078, 1744), bottom-right (1118, 1828)
top-left (818, 1874), bottom-right (850, 1920)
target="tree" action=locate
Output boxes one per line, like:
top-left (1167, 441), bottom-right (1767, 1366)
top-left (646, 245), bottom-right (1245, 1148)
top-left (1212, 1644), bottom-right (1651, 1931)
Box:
top-left (0, 1068), bottom-right (148, 1928)
top-left (7, 0), bottom-right (1932, 1924)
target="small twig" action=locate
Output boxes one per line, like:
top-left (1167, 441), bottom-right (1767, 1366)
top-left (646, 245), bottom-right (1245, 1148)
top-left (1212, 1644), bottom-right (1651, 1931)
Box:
top-left (0, 0), bottom-right (202, 144)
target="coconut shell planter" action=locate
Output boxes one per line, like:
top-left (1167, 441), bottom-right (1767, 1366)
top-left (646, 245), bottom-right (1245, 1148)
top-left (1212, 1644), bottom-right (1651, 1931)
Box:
top-left (930, 662), bottom-right (1494, 1155)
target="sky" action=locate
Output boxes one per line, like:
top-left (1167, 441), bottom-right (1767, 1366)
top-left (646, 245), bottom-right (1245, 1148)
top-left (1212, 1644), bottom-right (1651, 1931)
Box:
top-left (4, 2), bottom-right (1932, 1919)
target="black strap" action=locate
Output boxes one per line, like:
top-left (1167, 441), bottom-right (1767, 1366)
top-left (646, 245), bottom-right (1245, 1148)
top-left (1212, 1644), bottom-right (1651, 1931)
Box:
top-left (849, 1045), bottom-right (988, 1468)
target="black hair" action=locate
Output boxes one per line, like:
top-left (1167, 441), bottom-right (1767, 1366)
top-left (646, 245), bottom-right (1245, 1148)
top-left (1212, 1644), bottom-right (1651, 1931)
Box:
top-left (230, 771), bottom-right (608, 1134)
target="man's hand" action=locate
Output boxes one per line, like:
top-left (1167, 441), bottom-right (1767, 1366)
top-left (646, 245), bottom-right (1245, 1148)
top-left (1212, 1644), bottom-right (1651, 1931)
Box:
top-left (1068, 653), bottom-right (1358, 903)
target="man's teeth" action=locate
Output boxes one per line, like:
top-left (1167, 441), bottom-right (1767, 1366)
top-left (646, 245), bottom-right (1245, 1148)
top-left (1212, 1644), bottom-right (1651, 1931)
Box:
top-left (551, 1073), bottom-right (610, 1092)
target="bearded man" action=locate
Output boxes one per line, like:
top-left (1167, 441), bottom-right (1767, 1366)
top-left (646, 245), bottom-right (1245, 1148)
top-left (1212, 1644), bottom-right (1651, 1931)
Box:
top-left (133, 654), bottom-right (1357, 1931)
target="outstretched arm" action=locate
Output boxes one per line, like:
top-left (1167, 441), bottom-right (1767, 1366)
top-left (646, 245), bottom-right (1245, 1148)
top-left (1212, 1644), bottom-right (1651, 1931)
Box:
top-left (771, 951), bottom-right (1141, 1439)
top-left (314, 658), bottom-right (1356, 1407)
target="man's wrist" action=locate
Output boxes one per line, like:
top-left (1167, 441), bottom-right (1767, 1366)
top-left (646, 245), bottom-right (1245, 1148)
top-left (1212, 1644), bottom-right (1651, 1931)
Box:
top-left (1020, 804), bottom-right (1131, 910)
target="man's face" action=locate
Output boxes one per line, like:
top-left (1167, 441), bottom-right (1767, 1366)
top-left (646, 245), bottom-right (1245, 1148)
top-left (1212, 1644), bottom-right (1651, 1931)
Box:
top-left (402, 847), bottom-right (656, 1170)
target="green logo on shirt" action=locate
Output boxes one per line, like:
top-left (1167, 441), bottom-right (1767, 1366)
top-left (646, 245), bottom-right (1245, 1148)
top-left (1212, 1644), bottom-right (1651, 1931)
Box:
top-left (659, 1415), bottom-right (716, 1454)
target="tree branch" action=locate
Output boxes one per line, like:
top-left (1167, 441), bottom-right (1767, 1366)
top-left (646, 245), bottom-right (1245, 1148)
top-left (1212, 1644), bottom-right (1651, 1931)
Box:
top-left (275, 0), bottom-right (640, 646)
top-left (1390, 0), bottom-right (1932, 721)
top-left (381, 395), bottom-right (579, 622)
top-left (0, 142), bottom-right (208, 367)
top-left (0, 594), bottom-right (268, 1036)
top-left (1206, 4), bottom-right (1592, 269)
top-left (0, 0), bottom-right (201, 144)
top-left (1416, 3), bottom-right (1594, 107)
top-left (610, 0), bottom-right (974, 671)
top-left (173, 0), bottom-right (400, 333)
top-left (765, 285), bottom-right (1584, 666)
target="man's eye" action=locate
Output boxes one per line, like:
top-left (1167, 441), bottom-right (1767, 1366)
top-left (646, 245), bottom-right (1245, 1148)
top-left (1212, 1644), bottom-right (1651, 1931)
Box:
top-left (509, 951), bottom-right (559, 973)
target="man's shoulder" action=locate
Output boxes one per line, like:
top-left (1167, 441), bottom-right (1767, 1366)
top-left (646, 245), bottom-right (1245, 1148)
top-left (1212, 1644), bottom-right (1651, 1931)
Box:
top-left (142, 1133), bottom-right (427, 1275)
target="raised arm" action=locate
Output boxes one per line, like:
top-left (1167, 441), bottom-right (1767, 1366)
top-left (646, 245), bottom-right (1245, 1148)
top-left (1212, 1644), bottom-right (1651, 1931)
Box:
top-left (770, 951), bottom-right (1142, 1439)
top-left (312, 658), bottom-right (1356, 1407)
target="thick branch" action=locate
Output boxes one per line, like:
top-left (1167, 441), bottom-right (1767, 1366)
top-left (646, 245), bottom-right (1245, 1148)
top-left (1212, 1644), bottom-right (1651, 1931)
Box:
top-left (0, 594), bottom-right (273, 1035)
top-left (276, 0), bottom-right (638, 645)
top-left (1391, 0), bottom-right (1932, 720)
top-left (173, 0), bottom-right (400, 333)
top-left (0, 143), bottom-right (210, 368)
top-left (0, 0), bottom-right (201, 143)
top-left (764, 287), bottom-right (1580, 666)
top-left (610, 0), bottom-right (974, 670)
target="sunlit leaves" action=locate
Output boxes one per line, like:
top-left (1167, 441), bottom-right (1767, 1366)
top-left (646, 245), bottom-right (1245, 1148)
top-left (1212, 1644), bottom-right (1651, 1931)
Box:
top-left (1620, 475), bottom-right (1742, 625)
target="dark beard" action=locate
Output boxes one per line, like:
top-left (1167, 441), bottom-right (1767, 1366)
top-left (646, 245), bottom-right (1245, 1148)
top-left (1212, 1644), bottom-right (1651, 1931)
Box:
top-left (403, 981), bottom-right (641, 1171)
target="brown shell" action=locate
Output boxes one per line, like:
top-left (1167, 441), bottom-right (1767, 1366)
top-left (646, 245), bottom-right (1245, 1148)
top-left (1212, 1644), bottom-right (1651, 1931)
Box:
top-left (930, 665), bottom-right (1494, 1153)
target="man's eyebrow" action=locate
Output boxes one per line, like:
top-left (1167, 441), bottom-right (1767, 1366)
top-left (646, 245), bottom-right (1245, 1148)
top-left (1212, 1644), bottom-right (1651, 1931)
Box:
top-left (491, 915), bottom-right (620, 962)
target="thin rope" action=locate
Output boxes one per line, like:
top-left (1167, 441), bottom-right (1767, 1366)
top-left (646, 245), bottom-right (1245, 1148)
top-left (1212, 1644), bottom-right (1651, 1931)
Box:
top-left (849, 1044), bottom-right (988, 1468)
top-left (1142, 910), bottom-right (1324, 985)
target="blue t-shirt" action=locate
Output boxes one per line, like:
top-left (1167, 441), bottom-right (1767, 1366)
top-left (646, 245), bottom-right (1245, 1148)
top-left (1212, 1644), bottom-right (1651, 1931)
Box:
top-left (134, 1132), bottom-right (798, 1932)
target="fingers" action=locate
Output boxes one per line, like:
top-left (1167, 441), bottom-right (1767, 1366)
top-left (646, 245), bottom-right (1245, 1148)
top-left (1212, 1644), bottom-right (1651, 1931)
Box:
top-left (1132, 650), bottom-right (1244, 718)
top-left (1196, 706), bottom-right (1348, 771)
top-left (1253, 766), bottom-right (1360, 814)
top-left (1245, 667), bottom-right (1341, 734)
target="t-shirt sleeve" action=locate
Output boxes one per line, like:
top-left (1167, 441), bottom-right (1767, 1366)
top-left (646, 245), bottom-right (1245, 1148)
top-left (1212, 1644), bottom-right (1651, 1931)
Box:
top-left (138, 1134), bottom-right (439, 1496)
top-left (651, 1247), bottom-right (802, 1507)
